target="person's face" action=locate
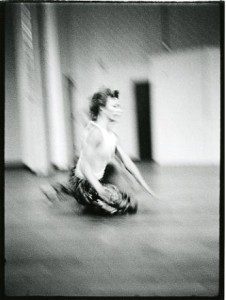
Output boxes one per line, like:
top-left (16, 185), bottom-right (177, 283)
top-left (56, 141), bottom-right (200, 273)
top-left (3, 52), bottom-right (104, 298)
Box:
top-left (102, 97), bottom-right (122, 122)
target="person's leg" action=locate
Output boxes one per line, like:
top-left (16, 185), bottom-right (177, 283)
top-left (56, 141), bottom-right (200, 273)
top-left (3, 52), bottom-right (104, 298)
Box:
top-left (41, 171), bottom-right (117, 215)
top-left (41, 181), bottom-right (75, 207)
top-left (101, 163), bottom-right (138, 214)
top-left (70, 175), bottom-right (132, 215)
top-left (104, 184), bottom-right (138, 214)
top-left (75, 178), bottom-right (119, 215)
top-left (42, 164), bottom-right (138, 215)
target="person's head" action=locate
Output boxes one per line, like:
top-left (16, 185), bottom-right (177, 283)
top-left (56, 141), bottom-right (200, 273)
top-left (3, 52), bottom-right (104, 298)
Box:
top-left (90, 88), bottom-right (122, 122)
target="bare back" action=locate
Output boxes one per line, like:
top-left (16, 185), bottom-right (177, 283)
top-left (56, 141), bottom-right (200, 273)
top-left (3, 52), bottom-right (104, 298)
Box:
top-left (75, 121), bottom-right (117, 180)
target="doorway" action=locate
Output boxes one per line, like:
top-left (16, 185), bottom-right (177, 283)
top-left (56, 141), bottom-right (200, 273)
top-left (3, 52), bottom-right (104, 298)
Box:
top-left (134, 81), bottom-right (152, 161)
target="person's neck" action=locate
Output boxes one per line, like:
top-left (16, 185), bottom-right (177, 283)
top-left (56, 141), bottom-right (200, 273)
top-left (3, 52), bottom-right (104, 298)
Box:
top-left (96, 115), bottom-right (114, 131)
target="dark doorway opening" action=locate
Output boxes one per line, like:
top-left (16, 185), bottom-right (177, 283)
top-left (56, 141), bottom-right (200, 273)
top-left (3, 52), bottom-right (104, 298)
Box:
top-left (134, 81), bottom-right (152, 161)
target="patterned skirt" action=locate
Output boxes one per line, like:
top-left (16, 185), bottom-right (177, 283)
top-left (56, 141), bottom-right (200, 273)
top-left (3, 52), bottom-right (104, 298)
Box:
top-left (55, 164), bottom-right (137, 215)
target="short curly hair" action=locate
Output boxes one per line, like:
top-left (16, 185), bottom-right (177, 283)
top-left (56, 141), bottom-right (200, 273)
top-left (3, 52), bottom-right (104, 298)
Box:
top-left (89, 88), bottom-right (119, 121)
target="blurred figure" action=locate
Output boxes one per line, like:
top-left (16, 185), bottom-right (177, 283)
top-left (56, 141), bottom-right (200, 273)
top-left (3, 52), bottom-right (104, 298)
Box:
top-left (43, 88), bottom-right (156, 215)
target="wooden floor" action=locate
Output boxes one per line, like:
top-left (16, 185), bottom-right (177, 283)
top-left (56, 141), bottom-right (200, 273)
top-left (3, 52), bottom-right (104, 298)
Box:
top-left (5, 163), bottom-right (220, 297)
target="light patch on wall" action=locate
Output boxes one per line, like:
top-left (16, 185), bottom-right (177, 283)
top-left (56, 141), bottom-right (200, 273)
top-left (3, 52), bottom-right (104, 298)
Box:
top-left (149, 47), bottom-right (220, 165)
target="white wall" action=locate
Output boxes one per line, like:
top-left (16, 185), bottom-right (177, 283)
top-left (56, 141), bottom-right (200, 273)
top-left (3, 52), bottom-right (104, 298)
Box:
top-left (56, 4), bottom-right (162, 159)
top-left (149, 47), bottom-right (220, 165)
top-left (5, 5), bottom-right (22, 163)
top-left (5, 3), bottom-right (220, 167)
top-left (55, 4), bottom-right (220, 164)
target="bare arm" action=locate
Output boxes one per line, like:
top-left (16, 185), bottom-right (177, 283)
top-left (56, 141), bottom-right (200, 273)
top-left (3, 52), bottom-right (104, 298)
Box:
top-left (115, 145), bottom-right (156, 197)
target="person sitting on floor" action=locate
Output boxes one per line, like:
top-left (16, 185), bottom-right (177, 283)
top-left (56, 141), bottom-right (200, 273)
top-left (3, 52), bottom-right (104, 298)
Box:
top-left (44, 88), bottom-right (156, 215)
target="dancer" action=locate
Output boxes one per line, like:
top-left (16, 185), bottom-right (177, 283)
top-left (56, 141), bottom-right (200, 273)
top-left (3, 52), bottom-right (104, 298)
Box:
top-left (44, 88), bottom-right (156, 215)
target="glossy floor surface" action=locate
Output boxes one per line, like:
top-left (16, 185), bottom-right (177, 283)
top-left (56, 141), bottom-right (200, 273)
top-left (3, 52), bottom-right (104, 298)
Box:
top-left (5, 164), bottom-right (220, 296)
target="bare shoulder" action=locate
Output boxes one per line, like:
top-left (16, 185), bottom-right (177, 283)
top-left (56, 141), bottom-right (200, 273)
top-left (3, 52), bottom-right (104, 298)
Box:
top-left (85, 123), bottom-right (103, 146)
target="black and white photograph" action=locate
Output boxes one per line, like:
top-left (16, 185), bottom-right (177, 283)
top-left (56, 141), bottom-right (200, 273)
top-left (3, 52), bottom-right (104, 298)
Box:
top-left (4, 0), bottom-right (223, 297)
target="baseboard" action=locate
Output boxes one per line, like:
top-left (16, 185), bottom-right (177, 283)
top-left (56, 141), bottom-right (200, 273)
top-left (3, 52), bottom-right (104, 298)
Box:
top-left (5, 161), bottom-right (25, 169)
top-left (132, 158), bottom-right (157, 164)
